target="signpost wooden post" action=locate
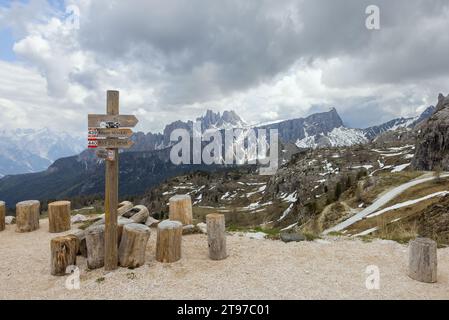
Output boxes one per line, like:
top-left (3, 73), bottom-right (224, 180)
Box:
top-left (104, 91), bottom-right (119, 271)
top-left (88, 90), bottom-right (138, 271)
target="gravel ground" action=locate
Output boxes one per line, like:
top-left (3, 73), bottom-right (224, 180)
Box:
top-left (1, 219), bottom-right (448, 300)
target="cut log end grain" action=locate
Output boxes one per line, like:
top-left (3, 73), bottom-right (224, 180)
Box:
top-left (408, 237), bottom-right (438, 283)
top-left (50, 235), bottom-right (77, 276)
top-left (16, 200), bottom-right (40, 233)
top-left (0, 201), bottom-right (5, 232)
top-left (48, 201), bottom-right (71, 233)
top-left (118, 223), bottom-right (151, 268)
top-left (169, 194), bottom-right (193, 225)
top-left (206, 213), bottom-right (227, 261)
top-left (156, 220), bottom-right (182, 263)
top-left (158, 220), bottom-right (183, 230)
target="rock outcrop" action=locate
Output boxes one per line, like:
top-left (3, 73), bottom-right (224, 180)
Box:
top-left (412, 93), bottom-right (449, 170)
top-left (417, 194), bottom-right (449, 244)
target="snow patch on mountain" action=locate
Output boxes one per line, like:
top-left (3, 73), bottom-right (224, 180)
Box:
top-left (295, 126), bottom-right (368, 149)
top-left (326, 127), bottom-right (368, 147)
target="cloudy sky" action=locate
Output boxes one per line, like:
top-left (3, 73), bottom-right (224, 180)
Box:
top-left (1, 0), bottom-right (449, 134)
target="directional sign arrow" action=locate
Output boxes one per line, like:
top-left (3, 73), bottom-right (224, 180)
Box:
top-left (89, 128), bottom-right (134, 138)
top-left (96, 138), bottom-right (134, 149)
top-left (88, 114), bottom-right (138, 128)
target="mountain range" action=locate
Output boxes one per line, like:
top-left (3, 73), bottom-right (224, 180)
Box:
top-left (131, 106), bottom-right (436, 152)
top-left (0, 107), bottom-right (435, 178)
top-left (0, 105), bottom-right (436, 207)
top-left (0, 128), bottom-right (84, 177)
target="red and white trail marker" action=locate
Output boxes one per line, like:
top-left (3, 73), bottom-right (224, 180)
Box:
top-left (88, 140), bottom-right (98, 149)
top-left (88, 128), bottom-right (99, 138)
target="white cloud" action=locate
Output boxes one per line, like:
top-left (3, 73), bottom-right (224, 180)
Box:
top-left (0, 0), bottom-right (449, 134)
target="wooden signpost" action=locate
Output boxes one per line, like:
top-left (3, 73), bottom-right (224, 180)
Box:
top-left (88, 91), bottom-right (138, 271)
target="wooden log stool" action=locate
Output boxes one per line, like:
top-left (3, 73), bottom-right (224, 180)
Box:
top-left (50, 235), bottom-right (77, 276)
top-left (118, 201), bottom-right (134, 216)
top-left (206, 213), bottom-right (227, 260)
top-left (16, 200), bottom-right (40, 233)
top-left (117, 217), bottom-right (133, 246)
top-left (128, 205), bottom-right (150, 224)
top-left (169, 194), bottom-right (193, 225)
top-left (71, 229), bottom-right (87, 257)
top-left (48, 201), bottom-right (71, 233)
top-left (408, 237), bottom-right (438, 283)
top-left (119, 223), bottom-right (151, 268)
top-left (86, 225), bottom-right (105, 269)
top-left (156, 220), bottom-right (182, 263)
top-left (0, 201), bottom-right (5, 232)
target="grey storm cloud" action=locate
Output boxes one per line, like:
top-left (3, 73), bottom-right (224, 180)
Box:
top-left (73, 0), bottom-right (449, 106)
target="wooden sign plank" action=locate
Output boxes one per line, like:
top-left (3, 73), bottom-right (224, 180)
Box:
top-left (88, 114), bottom-right (138, 128)
top-left (89, 128), bottom-right (134, 138)
top-left (96, 138), bottom-right (134, 149)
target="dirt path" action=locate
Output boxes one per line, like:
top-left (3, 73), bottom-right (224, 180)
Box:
top-left (324, 173), bottom-right (449, 234)
top-left (1, 219), bottom-right (449, 299)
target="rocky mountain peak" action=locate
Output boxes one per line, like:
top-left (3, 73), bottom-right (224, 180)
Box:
top-left (304, 107), bottom-right (344, 130)
top-left (221, 110), bottom-right (243, 124)
top-left (196, 109), bottom-right (246, 130)
top-left (436, 93), bottom-right (449, 111)
top-left (197, 110), bottom-right (221, 127)
top-left (421, 105), bottom-right (436, 116)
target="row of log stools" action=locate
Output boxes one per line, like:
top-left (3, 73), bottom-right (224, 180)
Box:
top-left (0, 200), bottom-right (72, 233)
top-left (6, 196), bottom-right (438, 283)
top-left (49, 195), bottom-right (227, 276)
top-left (51, 215), bottom-right (226, 276)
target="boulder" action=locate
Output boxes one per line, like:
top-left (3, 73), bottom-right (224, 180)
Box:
top-left (280, 231), bottom-right (305, 243)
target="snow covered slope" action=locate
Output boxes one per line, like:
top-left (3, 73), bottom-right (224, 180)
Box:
top-left (296, 126), bottom-right (368, 149)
